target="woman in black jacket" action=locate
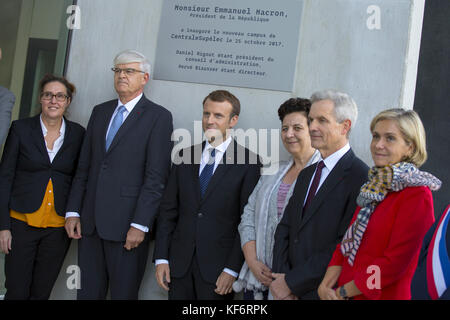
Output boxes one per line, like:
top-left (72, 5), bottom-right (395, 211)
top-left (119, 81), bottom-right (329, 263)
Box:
top-left (0, 74), bottom-right (85, 299)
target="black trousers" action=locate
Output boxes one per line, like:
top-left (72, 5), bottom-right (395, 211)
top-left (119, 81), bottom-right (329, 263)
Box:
top-left (168, 254), bottom-right (234, 300)
top-left (77, 231), bottom-right (150, 300)
top-left (4, 218), bottom-right (71, 300)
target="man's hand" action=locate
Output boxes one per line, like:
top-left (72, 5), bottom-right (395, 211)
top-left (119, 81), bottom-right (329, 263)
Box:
top-left (124, 226), bottom-right (145, 250)
top-left (270, 273), bottom-right (292, 300)
top-left (0, 230), bottom-right (12, 254)
top-left (318, 282), bottom-right (339, 300)
top-left (65, 217), bottom-right (82, 239)
top-left (155, 263), bottom-right (171, 291)
top-left (248, 259), bottom-right (273, 287)
top-left (318, 265), bottom-right (342, 300)
top-left (215, 272), bottom-right (235, 295)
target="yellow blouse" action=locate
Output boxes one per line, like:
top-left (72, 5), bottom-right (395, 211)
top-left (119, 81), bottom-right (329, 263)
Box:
top-left (10, 179), bottom-right (65, 228)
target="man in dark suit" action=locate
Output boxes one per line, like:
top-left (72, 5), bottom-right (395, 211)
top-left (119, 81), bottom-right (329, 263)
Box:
top-left (271, 90), bottom-right (369, 300)
top-left (64, 50), bottom-right (173, 299)
top-left (154, 90), bottom-right (261, 300)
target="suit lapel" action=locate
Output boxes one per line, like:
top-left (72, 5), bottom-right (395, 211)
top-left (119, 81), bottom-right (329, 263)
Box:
top-left (100, 101), bottom-right (117, 153)
top-left (106, 96), bottom-right (148, 154)
top-left (31, 115), bottom-right (50, 164)
top-left (293, 166), bottom-right (315, 230)
top-left (191, 142), bottom-right (204, 204)
top-left (297, 149), bottom-right (355, 232)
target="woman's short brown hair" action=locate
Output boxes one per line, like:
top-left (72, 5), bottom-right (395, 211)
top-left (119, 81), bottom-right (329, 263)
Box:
top-left (370, 108), bottom-right (427, 167)
top-left (278, 98), bottom-right (311, 122)
top-left (39, 74), bottom-right (76, 101)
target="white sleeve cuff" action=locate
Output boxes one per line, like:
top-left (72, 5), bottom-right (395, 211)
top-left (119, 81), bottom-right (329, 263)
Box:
top-left (155, 259), bottom-right (169, 265)
top-left (223, 268), bottom-right (238, 278)
top-left (65, 212), bottom-right (80, 219)
top-left (130, 223), bottom-right (149, 233)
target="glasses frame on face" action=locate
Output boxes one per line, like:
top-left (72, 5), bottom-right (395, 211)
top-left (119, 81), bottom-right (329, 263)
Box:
top-left (40, 92), bottom-right (69, 102)
top-left (111, 67), bottom-right (146, 76)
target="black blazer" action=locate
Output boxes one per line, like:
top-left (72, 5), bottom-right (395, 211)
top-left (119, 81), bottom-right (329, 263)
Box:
top-left (66, 95), bottom-right (173, 242)
top-left (272, 148), bottom-right (369, 299)
top-left (154, 140), bottom-right (261, 284)
top-left (0, 114), bottom-right (85, 230)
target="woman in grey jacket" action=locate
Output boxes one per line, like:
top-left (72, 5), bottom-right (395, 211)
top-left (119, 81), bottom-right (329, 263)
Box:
top-left (234, 98), bottom-right (320, 300)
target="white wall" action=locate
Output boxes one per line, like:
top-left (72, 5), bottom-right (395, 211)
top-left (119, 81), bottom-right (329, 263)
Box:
top-left (51, 0), bottom-right (425, 299)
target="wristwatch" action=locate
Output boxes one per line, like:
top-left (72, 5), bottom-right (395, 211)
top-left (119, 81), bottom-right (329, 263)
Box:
top-left (339, 286), bottom-right (349, 300)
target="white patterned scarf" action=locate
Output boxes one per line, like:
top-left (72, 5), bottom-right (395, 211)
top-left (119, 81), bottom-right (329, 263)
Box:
top-left (341, 162), bottom-right (441, 266)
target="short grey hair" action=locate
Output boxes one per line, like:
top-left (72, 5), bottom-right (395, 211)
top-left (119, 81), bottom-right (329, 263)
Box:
top-left (113, 50), bottom-right (151, 74)
top-left (310, 89), bottom-right (358, 131)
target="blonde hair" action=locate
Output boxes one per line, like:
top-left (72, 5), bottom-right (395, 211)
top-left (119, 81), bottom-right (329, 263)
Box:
top-left (370, 108), bottom-right (427, 167)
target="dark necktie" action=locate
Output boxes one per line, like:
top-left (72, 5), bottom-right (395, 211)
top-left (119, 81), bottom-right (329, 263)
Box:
top-left (106, 105), bottom-right (126, 151)
top-left (199, 148), bottom-right (216, 197)
top-left (303, 160), bottom-right (325, 212)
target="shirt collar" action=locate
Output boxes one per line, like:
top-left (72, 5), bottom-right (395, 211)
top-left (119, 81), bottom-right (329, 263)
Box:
top-left (204, 136), bottom-right (232, 154)
top-left (320, 143), bottom-right (350, 171)
top-left (40, 114), bottom-right (66, 137)
top-left (117, 93), bottom-right (143, 113)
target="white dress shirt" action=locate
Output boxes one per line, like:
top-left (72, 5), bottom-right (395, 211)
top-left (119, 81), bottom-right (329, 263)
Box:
top-left (199, 136), bottom-right (232, 175)
top-left (303, 143), bottom-right (351, 206)
top-left (105, 93), bottom-right (142, 139)
top-left (156, 136), bottom-right (239, 278)
top-left (40, 115), bottom-right (65, 163)
top-left (65, 94), bottom-right (149, 233)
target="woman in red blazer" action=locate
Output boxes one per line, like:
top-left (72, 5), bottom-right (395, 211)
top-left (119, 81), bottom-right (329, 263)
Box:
top-left (318, 108), bottom-right (441, 300)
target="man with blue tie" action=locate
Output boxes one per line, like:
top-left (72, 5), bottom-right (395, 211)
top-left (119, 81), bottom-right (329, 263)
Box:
top-left (64, 50), bottom-right (173, 299)
top-left (154, 90), bottom-right (261, 299)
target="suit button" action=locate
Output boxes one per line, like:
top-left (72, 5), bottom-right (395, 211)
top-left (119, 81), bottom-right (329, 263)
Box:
top-left (294, 239), bottom-right (299, 244)
top-left (198, 213), bottom-right (203, 218)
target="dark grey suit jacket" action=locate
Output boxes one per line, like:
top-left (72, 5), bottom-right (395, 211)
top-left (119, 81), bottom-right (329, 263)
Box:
top-left (0, 86), bottom-right (15, 146)
top-left (154, 140), bottom-right (261, 284)
top-left (66, 94), bottom-right (173, 241)
top-left (272, 148), bottom-right (369, 299)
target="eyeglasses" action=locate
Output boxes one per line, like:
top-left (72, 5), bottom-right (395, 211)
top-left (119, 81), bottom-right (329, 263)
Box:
top-left (40, 92), bottom-right (69, 102)
top-left (111, 67), bottom-right (145, 76)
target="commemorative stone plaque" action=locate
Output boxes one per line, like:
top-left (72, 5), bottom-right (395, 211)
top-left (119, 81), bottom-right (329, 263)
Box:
top-left (154, 0), bottom-right (304, 92)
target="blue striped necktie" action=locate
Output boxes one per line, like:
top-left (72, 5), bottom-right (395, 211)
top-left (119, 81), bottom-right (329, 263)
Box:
top-left (199, 148), bottom-right (216, 197)
top-left (106, 105), bottom-right (126, 151)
